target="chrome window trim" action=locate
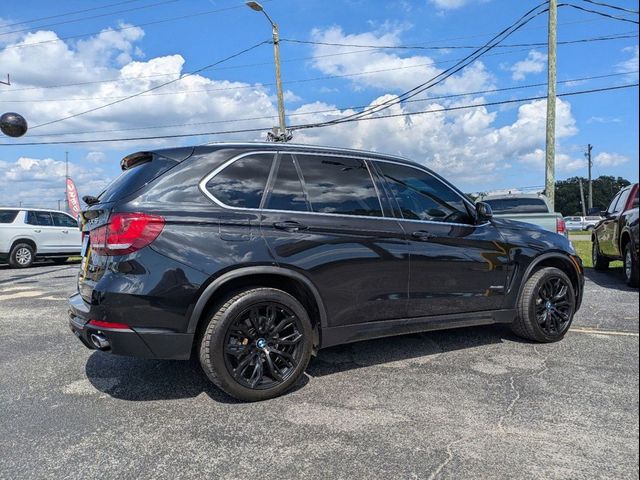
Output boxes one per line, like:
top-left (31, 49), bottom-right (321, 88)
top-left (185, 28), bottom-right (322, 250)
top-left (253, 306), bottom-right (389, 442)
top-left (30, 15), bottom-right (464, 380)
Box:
top-left (198, 150), bottom-right (489, 228)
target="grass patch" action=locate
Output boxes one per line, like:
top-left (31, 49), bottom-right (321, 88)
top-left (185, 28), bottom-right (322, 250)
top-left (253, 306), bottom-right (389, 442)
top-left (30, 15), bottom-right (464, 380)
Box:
top-left (571, 239), bottom-right (622, 269)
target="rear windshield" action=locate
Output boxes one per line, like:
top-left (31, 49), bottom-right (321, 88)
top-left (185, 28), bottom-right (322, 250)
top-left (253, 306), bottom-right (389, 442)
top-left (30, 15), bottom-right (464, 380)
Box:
top-left (98, 155), bottom-right (178, 203)
top-left (484, 197), bottom-right (549, 214)
top-left (0, 210), bottom-right (19, 223)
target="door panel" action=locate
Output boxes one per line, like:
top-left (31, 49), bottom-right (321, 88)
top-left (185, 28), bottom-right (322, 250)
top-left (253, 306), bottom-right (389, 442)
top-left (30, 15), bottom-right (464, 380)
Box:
top-left (51, 212), bottom-right (81, 252)
top-left (260, 153), bottom-right (409, 327)
top-left (26, 211), bottom-right (58, 253)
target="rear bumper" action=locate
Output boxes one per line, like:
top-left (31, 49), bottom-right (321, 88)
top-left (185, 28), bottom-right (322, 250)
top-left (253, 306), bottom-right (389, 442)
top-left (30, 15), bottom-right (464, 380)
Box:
top-left (68, 293), bottom-right (194, 360)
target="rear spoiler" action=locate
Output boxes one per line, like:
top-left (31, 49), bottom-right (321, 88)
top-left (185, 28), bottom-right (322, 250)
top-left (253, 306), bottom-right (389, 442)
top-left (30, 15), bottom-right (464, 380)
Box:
top-left (120, 151), bottom-right (152, 171)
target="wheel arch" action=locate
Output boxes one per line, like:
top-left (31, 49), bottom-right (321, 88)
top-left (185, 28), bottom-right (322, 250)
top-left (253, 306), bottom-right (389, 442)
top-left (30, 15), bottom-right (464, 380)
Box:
top-left (619, 229), bottom-right (632, 255)
top-left (10, 238), bottom-right (37, 255)
top-left (187, 266), bottom-right (327, 344)
top-left (517, 252), bottom-right (582, 307)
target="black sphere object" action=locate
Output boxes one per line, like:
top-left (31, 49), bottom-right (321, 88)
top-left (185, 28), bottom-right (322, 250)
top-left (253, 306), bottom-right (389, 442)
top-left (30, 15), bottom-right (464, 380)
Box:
top-left (1, 112), bottom-right (28, 138)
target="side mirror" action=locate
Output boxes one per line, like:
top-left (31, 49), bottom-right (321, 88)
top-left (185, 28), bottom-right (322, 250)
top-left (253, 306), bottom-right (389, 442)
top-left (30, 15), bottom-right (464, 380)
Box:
top-left (476, 202), bottom-right (493, 221)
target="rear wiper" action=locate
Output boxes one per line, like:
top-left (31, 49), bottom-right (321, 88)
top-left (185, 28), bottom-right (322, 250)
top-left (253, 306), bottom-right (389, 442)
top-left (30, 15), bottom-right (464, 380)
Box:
top-left (82, 195), bottom-right (100, 206)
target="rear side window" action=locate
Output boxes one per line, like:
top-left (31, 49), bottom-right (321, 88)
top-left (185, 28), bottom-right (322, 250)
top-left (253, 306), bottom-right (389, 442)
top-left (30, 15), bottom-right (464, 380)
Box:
top-left (376, 162), bottom-right (471, 223)
top-left (265, 155), bottom-right (308, 212)
top-left (51, 212), bottom-right (77, 227)
top-left (98, 155), bottom-right (178, 203)
top-left (0, 210), bottom-right (19, 223)
top-left (28, 211), bottom-right (54, 226)
top-left (205, 153), bottom-right (273, 208)
top-left (295, 154), bottom-right (382, 217)
top-left (483, 198), bottom-right (549, 214)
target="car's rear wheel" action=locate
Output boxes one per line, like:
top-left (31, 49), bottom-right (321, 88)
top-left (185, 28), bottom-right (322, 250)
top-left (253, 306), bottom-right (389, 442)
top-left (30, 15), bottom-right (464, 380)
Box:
top-left (511, 267), bottom-right (576, 342)
top-left (623, 243), bottom-right (639, 288)
top-left (9, 243), bottom-right (34, 268)
top-left (199, 287), bottom-right (313, 401)
top-left (592, 240), bottom-right (609, 271)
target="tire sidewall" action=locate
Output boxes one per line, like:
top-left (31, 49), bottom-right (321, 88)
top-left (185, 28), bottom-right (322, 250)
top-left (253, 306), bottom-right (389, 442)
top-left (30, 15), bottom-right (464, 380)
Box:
top-left (525, 268), bottom-right (576, 342)
top-left (10, 243), bottom-right (34, 268)
top-left (624, 243), bottom-right (639, 287)
top-left (202, 288), bottom-right (313, 401)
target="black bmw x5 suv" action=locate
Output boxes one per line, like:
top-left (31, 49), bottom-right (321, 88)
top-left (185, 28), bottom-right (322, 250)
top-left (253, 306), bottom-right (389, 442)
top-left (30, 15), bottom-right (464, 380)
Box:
top-left (69, 143), bottom-right (584, 401)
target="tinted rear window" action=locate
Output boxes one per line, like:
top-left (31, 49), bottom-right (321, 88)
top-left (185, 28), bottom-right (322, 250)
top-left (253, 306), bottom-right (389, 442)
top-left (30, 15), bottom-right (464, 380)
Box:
top-left (98, 155), bottom-right (178, 203)
top-left (0, 210), bottom-right (19, 223)
top-left (484, 198), bottom-right (549, 214)
top-left (205, 154), bottom-right (274, 208)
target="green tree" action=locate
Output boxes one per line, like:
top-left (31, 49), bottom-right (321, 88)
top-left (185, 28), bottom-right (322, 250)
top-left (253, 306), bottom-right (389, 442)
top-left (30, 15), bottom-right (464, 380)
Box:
top-left (554, 176), bottom-right (631, 216)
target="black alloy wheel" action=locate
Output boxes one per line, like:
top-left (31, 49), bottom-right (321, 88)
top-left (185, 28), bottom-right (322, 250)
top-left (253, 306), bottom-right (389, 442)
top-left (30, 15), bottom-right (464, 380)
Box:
top-left (534, 275), bottom-right (574, 337)
top-left (199, 287), bottom-right (313, 401)
top-left (512, 267), bottom-right (576, 342)
top-left (223, 302), bottom-right (305, 390)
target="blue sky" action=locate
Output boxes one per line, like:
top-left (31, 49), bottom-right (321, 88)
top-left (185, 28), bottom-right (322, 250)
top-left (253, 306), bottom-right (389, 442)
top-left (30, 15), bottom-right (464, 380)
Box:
top-left (0, 0), bottom-right (638, 208)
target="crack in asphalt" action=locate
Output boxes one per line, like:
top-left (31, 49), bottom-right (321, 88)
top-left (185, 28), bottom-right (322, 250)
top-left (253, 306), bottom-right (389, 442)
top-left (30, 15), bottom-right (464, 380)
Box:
top-left (497, 375), bottom-right (521, 432)
top-left (427, 436), bottom-right (468, 480)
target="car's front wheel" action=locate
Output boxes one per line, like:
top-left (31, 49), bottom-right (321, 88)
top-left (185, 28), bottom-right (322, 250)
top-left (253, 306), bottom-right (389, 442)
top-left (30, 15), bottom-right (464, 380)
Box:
top-left (592, 240), bottom-right (609, 271)
top-left (623, 243), bottom-right (639, 288)
top-left (511, 267), bottom-right (576, 342)
top-left (9, 243), bottom-right (34, 268)
top-left (199, 287), bottom-right (313, 401)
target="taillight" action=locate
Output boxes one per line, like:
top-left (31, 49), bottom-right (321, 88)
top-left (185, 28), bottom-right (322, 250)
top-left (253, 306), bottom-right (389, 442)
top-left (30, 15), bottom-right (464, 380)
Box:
top-left (88, 319), bottom-right (131, 330)
top-left (90, 212), bottom-right (164, 256)
top-left (556, 217), bottom-right (566, 235)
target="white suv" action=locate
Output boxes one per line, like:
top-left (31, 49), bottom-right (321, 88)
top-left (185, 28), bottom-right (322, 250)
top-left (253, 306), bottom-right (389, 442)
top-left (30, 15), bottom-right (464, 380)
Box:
top-left (0, 208), bottom-right (82, 268)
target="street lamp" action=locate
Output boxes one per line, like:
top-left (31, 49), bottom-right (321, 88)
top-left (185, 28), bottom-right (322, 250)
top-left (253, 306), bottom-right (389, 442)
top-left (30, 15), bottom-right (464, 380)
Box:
top-left (0, 112), bottom-right (28, 138)
top-left (246, 1), bottom-right (290, 142)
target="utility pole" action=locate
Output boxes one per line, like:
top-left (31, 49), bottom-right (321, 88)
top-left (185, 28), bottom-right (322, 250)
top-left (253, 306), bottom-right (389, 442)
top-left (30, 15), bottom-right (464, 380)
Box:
top-left (65, 152), bottom-right (69, 214)
top-left (578, 178), bottom-right (587, 216)
top-left (544, 0), bottom-right (557, 210)
top-left (246, 1), bottom-right (290, 142)
top-left (586, 144), bottom-right (593, 211)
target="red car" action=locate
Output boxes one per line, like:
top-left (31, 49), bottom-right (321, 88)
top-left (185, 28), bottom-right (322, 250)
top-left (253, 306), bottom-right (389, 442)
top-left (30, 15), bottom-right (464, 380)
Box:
top-left (592, 183), bottom-right (639, 287)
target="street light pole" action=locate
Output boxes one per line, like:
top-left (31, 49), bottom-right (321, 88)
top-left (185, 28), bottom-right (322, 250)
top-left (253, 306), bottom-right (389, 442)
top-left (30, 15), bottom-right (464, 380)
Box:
top-left (246, 1), bottom-right (290, 142)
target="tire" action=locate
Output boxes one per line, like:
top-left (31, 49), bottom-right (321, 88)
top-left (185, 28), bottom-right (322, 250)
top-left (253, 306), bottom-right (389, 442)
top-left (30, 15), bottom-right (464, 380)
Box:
top-left (623, 243), bottom-right (639, 288)
top-left (199, 287), bottom-right (313, 402)
top-left (592, 240), bottom-right (609, 271)
top-left (511, 267), bottom-right (576, 343)
top-left (52, 257), bottom-right (69, 265)
top-left (9, 243), bottom-right (34, 268)
top-left (585, 225), bottom-right (594, 232)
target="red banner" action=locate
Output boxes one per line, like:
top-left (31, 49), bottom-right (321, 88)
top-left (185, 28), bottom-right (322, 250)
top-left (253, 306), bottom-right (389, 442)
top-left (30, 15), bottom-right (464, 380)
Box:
top-left (66, 178), bottom-right (81, 218)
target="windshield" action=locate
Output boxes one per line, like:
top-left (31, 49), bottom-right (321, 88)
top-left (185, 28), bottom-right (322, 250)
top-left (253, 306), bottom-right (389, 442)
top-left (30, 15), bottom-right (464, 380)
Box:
top-left (484, 197), bottom-right (549, 214)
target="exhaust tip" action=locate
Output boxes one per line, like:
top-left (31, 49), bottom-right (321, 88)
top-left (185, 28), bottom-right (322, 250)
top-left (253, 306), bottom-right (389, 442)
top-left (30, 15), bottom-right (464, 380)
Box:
top-left (90, 333), bottom-right (110, 350)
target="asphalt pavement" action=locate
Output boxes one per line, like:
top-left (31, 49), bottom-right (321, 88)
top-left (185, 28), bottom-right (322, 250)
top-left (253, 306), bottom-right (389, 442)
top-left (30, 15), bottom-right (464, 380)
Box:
top-left (0, 262), bottom-right (638, 479)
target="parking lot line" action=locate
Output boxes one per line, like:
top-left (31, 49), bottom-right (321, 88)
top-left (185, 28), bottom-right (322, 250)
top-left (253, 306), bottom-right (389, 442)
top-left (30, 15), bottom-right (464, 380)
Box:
top-left (570, 327), bottom-right (639, 337)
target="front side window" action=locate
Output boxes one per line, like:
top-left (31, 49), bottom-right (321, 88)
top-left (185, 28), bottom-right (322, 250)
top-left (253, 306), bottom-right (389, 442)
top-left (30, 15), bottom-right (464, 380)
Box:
top-left (608, 192), bottom-right (622, 214)
top-left (52, 212), bottom-right (78, 227)
top-left (205, 153), bottom-right (274, 208)
top-left (265, 155), bottom-right (308, 212)
top-left (376, 162), bottom-right (472, 224)
top-left (613, 188), bottom-right (630, 214)
top-left (295, 154), bottom-right (382, 217)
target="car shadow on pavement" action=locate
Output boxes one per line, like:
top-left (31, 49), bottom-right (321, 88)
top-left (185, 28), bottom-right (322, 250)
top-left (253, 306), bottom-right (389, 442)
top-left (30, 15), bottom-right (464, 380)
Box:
top-left (85, 324), bottom-right (517, 403)
top-left (584, 267), bottom-right (635, 291)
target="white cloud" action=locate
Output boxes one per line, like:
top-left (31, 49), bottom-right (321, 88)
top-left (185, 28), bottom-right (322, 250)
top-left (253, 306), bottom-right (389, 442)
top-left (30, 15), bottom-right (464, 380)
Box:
top-left (309, 26), bottom-right (494, 94)
top-left (594, 152), bottom-right (629, 167)
top-left (519, 149), bottom-right (585, 172)
top-left (0, 156), bottom-right (112, 208)
top-left (617, 45), bottom-right (639, 81)
top-left (510, 50), bottom-right (547, 81)
top-left (428, 0), bottom-right (487, 10)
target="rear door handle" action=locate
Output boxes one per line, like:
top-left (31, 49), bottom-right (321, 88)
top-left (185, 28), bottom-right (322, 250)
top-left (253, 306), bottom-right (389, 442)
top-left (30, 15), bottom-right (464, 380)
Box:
top-left (273, 221), bottom-right (308, 232)
top-left (411, 230), bottom-right (436, 241)
top-left (62, 230), bottom-right (69, 234)
top-left (33, 229), bottom-right (41, 233)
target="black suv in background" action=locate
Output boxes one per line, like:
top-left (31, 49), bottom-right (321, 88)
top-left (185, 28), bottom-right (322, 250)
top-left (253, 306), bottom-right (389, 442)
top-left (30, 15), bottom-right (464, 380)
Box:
top-left (69, 143), bottom-right (584, 401)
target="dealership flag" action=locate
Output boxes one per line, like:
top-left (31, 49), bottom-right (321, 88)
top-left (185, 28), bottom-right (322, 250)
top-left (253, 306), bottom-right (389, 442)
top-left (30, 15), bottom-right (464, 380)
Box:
top-left (66, 178), bottom-right (81, 218)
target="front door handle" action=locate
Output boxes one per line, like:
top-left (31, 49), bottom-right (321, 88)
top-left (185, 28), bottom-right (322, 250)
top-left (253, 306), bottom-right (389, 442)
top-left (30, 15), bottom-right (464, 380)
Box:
top-left (411, 230), bottom-right (436, 241)
top-left (273, 221), bottom-right (308, 232)
top-left (33, 229), bottom-right (41, 233)
top-left (62, 230), bottom-right (69, 234)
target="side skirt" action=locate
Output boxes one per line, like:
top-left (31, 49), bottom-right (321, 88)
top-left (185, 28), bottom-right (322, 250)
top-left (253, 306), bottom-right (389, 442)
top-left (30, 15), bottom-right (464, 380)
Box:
top-left (319, 309), bottom-right (516, 349)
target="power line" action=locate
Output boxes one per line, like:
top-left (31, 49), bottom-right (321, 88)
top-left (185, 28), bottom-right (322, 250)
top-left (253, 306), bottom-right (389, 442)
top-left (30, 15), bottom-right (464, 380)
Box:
top-left (19, 71), bottom-right (638, 138)
top-left (28, 40), bottom-right (269, 130)
top-left (561, 2), bottom-right (639, 23)
top-left (0, 0), bottom-right (180, 38)
top-left (3, 83), bottom-right (636, 146)
top-left (280, 32), bottom-right (637, 51)
top-left (0, 0), bottom-right (146, 29)
top-left (5, 35), bottom-right (636, 105)
top-left (578, 0), bottom-right (639, 15)
top-left (2, 0), bottom-right (270, 50)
